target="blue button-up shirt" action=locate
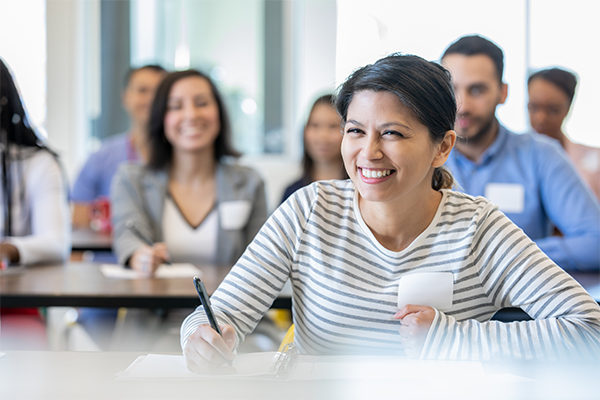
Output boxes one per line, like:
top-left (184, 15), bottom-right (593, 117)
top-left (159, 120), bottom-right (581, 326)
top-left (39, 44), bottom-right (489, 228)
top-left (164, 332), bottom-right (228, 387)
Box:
top-left (445, 124), bottom-right (600, 271)
top-left (72, 132), bottom-right (140, 202)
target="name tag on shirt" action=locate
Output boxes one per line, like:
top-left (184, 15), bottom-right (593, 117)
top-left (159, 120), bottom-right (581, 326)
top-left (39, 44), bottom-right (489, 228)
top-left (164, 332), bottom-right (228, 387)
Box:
top-left (484, 183), bottom-right (525, 213)
top-left (397, 272), bottom-right (454, 311)
top-left (219, 200), bottom-right (252, 230)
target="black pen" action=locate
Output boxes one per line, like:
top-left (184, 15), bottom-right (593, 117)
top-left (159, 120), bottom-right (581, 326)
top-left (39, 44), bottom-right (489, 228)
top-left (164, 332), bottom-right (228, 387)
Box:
top-left (126, 220), bottom-right (171, 265)
top-left (193, 276), bottom-right (233, 367)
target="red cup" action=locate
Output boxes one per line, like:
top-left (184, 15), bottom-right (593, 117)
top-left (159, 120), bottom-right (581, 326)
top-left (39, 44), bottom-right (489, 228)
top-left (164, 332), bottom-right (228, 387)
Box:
top-left (89, 197), bottom-right (112, 233)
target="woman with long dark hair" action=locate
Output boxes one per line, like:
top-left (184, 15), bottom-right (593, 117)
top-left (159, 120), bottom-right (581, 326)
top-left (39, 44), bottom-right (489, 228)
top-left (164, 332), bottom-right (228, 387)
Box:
top-left (111, 69), bottom-right (267, 275)
top-left (281, 94), bottom-right (347, 203)
top-left (0, 58), bottom-right (70, 266)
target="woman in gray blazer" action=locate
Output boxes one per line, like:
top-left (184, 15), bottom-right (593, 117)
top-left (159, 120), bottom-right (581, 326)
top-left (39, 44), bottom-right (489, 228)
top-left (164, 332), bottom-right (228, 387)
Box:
top-left (111, 69), bottom-right (268, 275)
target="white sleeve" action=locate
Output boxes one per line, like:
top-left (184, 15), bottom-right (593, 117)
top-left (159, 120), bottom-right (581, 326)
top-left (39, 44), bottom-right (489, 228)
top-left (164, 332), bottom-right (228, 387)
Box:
top-left (421, 204), bottom-right (600, 361)
top-left (6, 152), bottom-right (71, 265)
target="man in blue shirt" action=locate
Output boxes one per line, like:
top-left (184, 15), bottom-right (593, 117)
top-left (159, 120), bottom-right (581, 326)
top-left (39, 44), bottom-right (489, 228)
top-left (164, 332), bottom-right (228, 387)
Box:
top-left (72, 65), bottom-right (166, 228)
top-left (441, 35), bottom-right (600, 272)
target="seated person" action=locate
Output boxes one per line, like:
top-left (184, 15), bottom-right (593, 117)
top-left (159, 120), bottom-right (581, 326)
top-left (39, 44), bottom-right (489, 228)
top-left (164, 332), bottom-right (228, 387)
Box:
top-left (441, 35), bottom-right (600, 272)
top-left (528, 67), bottom-right (600, 199)
top-left (111, 68), bottom-right (268, 274)
top-left (281, 94), bottom-right (348, 203)
top-left (0, 58), bottom-right (70, 266)
top-left (71, 65), bottom-right (166, 229)
top-left (0, 58), bottom-right (70, 350)
top-left (102, 69), bottom-right (270, 352)
top-left (180, 54), bottom-right (600, 371)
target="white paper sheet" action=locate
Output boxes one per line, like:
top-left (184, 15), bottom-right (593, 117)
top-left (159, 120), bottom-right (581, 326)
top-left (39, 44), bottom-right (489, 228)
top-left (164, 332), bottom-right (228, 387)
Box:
top-left (116, 353), bottom-right (507, 383)
top-left (100, 263), bottom-right (201, 279)
top-left (116, 353), bottom-right (278, 380)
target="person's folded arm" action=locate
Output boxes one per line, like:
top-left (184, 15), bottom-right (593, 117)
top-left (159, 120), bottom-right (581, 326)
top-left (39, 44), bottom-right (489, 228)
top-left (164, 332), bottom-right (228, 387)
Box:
top-left (535, 142), bottom-right (600, 271)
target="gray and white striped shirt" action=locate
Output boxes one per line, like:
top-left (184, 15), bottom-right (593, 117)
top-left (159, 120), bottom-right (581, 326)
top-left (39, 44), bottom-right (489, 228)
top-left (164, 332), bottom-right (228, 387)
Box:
top-left (181, 180), bottom-right (600, 360)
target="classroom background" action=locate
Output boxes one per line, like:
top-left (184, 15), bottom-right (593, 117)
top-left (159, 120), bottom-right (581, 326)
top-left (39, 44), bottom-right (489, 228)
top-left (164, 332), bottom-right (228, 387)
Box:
top-left (1, 0), bottom-right (598, 210)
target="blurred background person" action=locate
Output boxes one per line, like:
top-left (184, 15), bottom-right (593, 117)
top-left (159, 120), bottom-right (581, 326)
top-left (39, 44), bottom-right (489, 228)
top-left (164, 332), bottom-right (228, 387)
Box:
top-left (441, 35), bottom-right (600, 272)
top-left (528, 67), bottom-right (600, 199)
top-left (71, 65), bottom-right (167, 230)
top-left (0, 58), bottom-right (70, 350)
top-left (281, 94), bottom-right (347, 203)
top-left (0, 58), bottom-right (70, 266)
top-left (111, 69), bottom-right (267, 273)
top-left (87, 69), bottom-right (270, 352)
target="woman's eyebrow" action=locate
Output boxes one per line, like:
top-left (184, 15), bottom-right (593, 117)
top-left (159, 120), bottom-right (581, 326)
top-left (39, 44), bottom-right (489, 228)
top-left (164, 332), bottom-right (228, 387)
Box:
top-left (379, 122), bottom-right (412, 131)
top-left (344, 119), bottom-right (363, 127)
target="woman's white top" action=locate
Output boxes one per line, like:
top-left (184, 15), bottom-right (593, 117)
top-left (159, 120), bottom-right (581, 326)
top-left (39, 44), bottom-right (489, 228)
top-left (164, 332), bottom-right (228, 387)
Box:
top-left (0, 146), bottom-right (71, 265)
top-left (162, 196), bottom-right (218, 266)
top-left (181, 180), bottom-right (600, 360)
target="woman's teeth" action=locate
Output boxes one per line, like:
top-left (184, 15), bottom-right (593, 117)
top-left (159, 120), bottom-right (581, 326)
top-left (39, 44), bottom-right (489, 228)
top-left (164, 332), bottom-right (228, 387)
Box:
top-left (361, 169), bottom-right (393, 178)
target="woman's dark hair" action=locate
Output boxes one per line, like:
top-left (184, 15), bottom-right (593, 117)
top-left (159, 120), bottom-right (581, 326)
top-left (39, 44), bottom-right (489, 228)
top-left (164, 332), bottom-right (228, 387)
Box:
top-left (442, 35), bottom-right (504, 84)
top-left (335, 53), bottom-right (457, 191)
top-left (1, 59), bottom-right (43, 149)
top-left (301, 94), bottom-right (348, 181)
top-left (528, 67), bottom-right (578, 105)
top-left (147, 69), bottom-right (240, 170)
top-left (1, 58), bottom-right (61, 236)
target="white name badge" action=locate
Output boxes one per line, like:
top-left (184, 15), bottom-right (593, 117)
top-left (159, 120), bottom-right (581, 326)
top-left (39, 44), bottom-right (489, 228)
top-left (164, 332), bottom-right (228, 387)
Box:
top-left (484, 183), bottom-right (525, 213)
top-left (219, 200), bottom-right (252, 230)
top-left (397, 272), bottom-right (454, 311)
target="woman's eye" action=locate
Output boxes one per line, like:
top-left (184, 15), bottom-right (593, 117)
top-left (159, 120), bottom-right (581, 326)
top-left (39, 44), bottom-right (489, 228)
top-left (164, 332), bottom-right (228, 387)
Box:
top-left (167, 103), bottom-right (181, 110)
top-left (383, 131), bottom-right (404, 138)
top-left (345, 128), bottom-right (362, 135)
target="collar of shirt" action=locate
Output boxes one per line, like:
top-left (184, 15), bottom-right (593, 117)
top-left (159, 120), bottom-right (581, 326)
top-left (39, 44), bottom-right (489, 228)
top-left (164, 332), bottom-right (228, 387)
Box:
top-left (126, 131), bottom-right (141, 162)
top-left (450, 124), bottom-right (509, 170)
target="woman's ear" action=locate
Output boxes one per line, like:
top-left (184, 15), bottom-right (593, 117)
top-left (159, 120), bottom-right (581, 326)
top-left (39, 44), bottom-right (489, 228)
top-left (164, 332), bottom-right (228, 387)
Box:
top-left (432, 130), bottom-right (456, 168)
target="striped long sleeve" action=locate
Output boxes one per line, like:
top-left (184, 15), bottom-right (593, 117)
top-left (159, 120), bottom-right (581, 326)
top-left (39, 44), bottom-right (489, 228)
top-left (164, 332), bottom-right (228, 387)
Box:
top-left (181, 181), bottom-right (600, 360)
top-left (422, 196), bottom-right (600, 360)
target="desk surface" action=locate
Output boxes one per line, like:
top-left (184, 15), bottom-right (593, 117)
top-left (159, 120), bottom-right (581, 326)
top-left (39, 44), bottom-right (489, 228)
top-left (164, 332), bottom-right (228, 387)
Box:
top-left (0, 351), bottom-right (598, 400)
top-left (0, 262), bottom-right (292, 309)
top-left (71, 228), bottom-right (113, 252)
top-left (0, 262), bottom-right (229, 309)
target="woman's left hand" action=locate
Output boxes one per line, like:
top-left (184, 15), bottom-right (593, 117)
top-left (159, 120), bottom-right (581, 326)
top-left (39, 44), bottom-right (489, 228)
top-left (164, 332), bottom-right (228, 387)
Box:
top-left (394, 305), bottom-right (435, 358)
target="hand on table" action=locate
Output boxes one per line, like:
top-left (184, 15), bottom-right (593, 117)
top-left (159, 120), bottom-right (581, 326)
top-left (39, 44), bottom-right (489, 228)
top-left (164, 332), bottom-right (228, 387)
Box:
top-left (0, 242), bottom-right (20, 265)
top-left (184, 323), bottom-right (237, 374)
top-left (130, 243), bottom-right (170, 276)
top-left (394, 305), bottom-right (435, 358)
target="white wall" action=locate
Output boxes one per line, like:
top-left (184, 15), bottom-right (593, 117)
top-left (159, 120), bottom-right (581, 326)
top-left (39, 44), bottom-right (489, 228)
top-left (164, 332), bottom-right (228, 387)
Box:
top-left (46, 0), bottom-right (89, 185)
top-left (242, 0), bottom-right (338, 211)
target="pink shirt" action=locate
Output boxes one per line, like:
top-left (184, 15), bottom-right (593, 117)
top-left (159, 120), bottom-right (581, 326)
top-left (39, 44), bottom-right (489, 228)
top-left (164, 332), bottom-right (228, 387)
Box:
top-left (566, 140), bottom-right (600, 199)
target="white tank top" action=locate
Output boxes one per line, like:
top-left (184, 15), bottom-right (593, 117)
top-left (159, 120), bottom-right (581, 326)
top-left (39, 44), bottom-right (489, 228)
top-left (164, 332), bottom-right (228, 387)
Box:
top-left (161, 197), bottom-right (218, 266)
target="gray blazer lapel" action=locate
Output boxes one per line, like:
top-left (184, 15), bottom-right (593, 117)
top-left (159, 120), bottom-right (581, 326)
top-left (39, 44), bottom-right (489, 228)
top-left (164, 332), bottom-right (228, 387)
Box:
top-left (143, 168), bottom-right (169, 242)
top-left (216, 163), bottom-right (241, 266)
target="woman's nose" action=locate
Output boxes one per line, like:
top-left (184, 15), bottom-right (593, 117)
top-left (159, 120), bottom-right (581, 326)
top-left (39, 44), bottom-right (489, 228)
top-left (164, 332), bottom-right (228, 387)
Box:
top-left (361, 135), bottom-right (383, 160)
top-left (183, 103), bottom-right (200, 119)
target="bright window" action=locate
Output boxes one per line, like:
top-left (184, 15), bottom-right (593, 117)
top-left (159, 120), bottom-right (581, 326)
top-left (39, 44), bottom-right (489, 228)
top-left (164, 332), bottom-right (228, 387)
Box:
top-left (0, 0), bottom-right (46, 134)
top-left (336, 0), bottom-right (599, 148)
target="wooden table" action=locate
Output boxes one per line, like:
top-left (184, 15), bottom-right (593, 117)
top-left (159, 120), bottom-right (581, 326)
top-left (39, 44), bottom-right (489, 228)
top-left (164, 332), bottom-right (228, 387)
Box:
top-left (71, 228), bottom-right (113, 252)
top-left (0, 262), bottom-right (292, 309)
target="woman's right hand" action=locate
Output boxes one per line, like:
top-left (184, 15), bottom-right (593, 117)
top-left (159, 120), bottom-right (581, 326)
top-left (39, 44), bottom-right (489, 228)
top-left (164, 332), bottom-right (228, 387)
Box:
top-left (129, 243), bottom-right (170, 276)
top-left (184, 323), bottom-right (237, 374)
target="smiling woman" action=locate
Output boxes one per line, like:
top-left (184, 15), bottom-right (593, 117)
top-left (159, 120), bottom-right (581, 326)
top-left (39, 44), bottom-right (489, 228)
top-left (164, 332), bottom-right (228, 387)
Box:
top-left (110, 69), bottom-right (268, 275)
top-left (180, 54), bottom-right (600, 372)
